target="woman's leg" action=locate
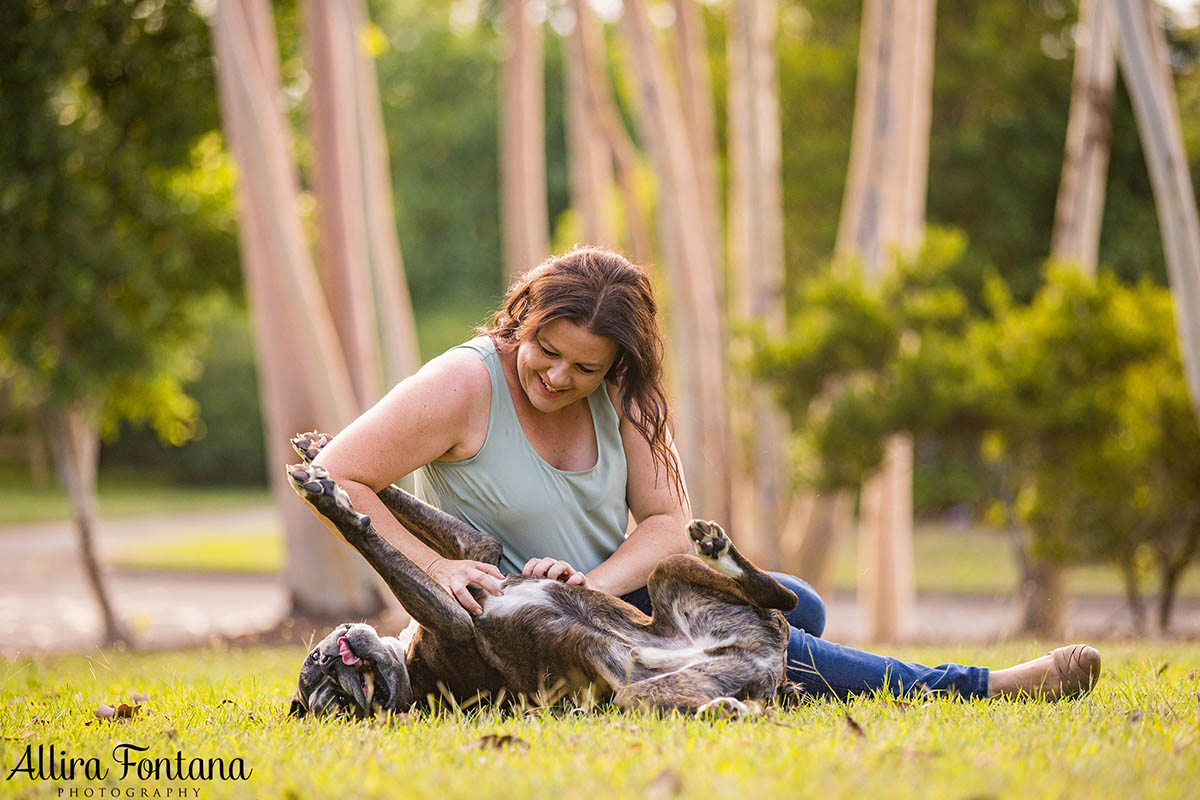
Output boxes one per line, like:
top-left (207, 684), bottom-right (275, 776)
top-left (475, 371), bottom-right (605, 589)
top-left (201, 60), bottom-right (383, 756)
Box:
top-left (768, 571), bottom-right (826, 638)
top-left (786, 627), bottom-right (989, 700)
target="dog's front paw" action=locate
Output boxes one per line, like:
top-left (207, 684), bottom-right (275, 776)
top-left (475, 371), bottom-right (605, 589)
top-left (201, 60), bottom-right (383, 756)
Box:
top-left (688, 520), bottom-right (729, 559)
top-left (287, 463), bottom-right (370, 529)
top-left (696, 696), bottom-right (759, 720)
top-left (291, 431), bottom-right (334, 463)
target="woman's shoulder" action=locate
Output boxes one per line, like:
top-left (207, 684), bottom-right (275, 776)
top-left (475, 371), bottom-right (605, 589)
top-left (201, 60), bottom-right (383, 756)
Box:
top-left (408, 341), bottom-right (494, 405)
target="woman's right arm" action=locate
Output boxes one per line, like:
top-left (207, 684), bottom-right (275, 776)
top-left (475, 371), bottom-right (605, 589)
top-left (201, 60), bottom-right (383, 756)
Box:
top-left (311, 349), bottom-right (504, 614)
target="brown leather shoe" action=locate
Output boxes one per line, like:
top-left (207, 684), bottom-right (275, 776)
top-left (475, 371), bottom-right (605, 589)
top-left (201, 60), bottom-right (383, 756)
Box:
top-left (987, 644), bottom-right (1102, 700)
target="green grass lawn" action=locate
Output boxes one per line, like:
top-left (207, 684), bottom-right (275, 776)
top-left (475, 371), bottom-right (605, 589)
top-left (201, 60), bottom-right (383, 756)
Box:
top-left (110, 527), bottom-right (284, 574)
top-left (0, 464), bottom-right (271, 527)
top-left (1, 641), bottom-right (1197, 799)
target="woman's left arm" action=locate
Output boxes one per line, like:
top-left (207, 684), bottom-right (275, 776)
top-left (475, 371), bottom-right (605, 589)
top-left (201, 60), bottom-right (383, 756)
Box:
top-left (585, 396), bottom-right (692, 597)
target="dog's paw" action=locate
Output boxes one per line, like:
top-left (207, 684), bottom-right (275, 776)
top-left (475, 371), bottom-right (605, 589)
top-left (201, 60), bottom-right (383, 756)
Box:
top-left (291, 431), bottom-right (334, 463)
top-left (286, 463), bottom-right (370, 529)
top-left (688, 520), bottom-right (729, 559)
top-left (695, 696), bottom-right (759, 720)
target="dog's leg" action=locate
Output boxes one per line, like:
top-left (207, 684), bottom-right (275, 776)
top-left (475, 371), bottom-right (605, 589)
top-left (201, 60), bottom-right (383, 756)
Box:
top-left (614, 660), bottom-right (765, 718)
top-left (291, 431), bottom-right (503, 566)
top-left (687, 520), bottom-right (797, 611)
top-left (287, 462), bottom-right (475, 642)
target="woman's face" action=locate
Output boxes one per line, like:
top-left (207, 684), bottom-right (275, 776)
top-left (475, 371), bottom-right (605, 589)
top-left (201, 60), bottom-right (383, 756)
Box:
top-left (515, 318), bottom-right (619, 413)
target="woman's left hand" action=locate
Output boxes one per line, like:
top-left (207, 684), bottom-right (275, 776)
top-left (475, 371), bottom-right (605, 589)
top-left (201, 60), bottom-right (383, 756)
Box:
top-left (522, 556), bottom-right (588, 587)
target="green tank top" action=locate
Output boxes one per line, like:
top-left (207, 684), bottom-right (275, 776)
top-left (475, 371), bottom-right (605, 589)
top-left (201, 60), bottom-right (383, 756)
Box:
top-left (413, 337), bottom-right (629, 575)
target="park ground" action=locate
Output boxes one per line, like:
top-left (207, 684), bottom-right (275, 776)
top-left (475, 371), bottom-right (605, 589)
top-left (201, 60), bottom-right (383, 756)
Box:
top-left (1, 479), bottom-right (1199, 798)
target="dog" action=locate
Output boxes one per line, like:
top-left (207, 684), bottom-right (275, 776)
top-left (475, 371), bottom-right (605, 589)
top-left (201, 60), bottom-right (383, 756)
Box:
top-left (285, 432), bottom-right (799, 719)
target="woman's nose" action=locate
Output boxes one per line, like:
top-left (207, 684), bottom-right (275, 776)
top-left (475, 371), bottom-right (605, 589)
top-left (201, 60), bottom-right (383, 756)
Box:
top-left (547, 362), bottom-right (570, 387)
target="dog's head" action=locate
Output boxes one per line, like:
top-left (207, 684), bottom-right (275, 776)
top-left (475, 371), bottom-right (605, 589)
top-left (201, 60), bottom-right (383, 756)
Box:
top-left (288, 623), bottom-right (413, 718)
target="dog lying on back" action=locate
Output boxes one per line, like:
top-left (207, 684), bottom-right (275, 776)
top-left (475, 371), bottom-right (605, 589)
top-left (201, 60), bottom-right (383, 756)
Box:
top-left (285, 432), bottom-right (799, 718)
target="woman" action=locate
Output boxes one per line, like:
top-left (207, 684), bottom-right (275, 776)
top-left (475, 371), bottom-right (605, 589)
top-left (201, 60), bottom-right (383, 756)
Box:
top-left (313, 247), bottom-right (1100, 701)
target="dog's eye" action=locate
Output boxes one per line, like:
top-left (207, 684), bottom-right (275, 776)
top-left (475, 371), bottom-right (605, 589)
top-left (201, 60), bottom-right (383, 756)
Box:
top-left (311, 651), bottom-right (322, 662)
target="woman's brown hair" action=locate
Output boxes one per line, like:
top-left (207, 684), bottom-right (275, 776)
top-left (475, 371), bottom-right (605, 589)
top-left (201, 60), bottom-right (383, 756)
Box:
top-left (479, 247), bottom-right (685, 502)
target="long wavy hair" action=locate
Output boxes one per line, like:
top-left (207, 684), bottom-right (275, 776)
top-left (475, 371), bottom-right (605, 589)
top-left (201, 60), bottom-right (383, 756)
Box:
top-left (479, 247), bottom-right (685, 502)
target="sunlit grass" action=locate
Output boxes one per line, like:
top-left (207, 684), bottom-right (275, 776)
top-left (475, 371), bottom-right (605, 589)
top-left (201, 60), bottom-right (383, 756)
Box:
top-left (1, 642), bottom-right (1197, 799)
top-left (109, 527), bottom-right (283, 574)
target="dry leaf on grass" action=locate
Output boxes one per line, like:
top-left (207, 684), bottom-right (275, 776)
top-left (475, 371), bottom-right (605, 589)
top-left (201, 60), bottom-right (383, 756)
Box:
top-left (844, 713), bottom-right (866, 738)
top-left (2, 731), bottom-right (33, 741)
top-left (645, 768), bottom-right (682, 798)
top-left (474, 734), bottom-right (528, 751)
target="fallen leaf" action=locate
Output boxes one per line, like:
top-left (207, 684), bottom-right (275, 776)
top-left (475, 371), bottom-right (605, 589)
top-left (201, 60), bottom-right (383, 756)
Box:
top-left (844, 713), bottom-right (866, 738)
top-left (94, 704), bottom-right (116, 719)
top-left (1157, 663), bottom-right (1170, 677)
top-left (2, 731), bottom-right (33, 741)
top-left (115, 704), bottom-right (140, 719)
top-left (163, 728), bottom-right (177, 740)
top-left (645, 768), bottom-right (682, 798)
top-left (130, 693), bottom-right (149, 703)
top-left (475, 734), bottom-right (528, 751)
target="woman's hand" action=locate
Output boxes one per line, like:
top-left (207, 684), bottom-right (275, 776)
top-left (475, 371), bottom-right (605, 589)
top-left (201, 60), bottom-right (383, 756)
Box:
top-left (522, 557), bottom-right (588, 587)
top-left (425, 557), bottom-right (505, 615)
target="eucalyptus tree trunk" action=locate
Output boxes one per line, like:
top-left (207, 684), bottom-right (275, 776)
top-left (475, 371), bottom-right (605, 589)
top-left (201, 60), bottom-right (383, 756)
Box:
top-left (569, 0), bottom-right (652, 263)
top-left (619, 0), bottom-right (731, 523)
top-left (45, 404), bottom-right (130, 646)
top-left (499, 0), bottom-right (550, 281)
top-left (304, 0), bottom-right (420, 397)
top-left (834, 0), bottom-right (936, 642)
top-left (1052, 0), bottom-right (1116, 275)
top-left (212, 0), bottom-right (382, 618)
top-left (1028, 0), bottom-right (1119, 638)
top-left (564, 8), bottom-right (617, 246)
top-left (1113, 0), bottom-right (1200, 427)
top-left (726, 0), bottom-right (790, 566)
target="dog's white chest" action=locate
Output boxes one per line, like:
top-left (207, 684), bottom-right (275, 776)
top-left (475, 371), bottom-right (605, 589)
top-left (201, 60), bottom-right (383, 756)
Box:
top-left (480, 579), bottom-right (556, 617)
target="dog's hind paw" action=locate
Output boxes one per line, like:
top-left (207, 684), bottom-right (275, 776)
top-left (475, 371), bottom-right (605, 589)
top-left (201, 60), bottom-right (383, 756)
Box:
top-left (291, 431), bottom-right (334, 463)
top-left (688, 520), bottom-right (743, 579)
top-left (695, 696), bottom-right (759, 720)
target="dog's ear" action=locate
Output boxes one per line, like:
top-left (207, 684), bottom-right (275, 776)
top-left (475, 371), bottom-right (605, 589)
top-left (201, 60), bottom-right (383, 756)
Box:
top-left (288, 693), bottom-right (308, 718)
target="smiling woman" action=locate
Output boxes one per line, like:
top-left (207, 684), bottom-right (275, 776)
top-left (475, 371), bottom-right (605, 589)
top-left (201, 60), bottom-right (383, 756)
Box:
top-left (309, 246), bottom-right (1102, 703)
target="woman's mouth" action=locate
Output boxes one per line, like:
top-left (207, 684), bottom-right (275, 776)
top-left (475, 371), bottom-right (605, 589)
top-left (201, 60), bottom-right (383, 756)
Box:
top-left (539, 375), bottom-right (566, 397)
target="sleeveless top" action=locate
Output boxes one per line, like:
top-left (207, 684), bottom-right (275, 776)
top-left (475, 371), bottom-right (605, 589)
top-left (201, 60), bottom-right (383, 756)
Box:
top-left (413, 337), bottom-right (629, 575)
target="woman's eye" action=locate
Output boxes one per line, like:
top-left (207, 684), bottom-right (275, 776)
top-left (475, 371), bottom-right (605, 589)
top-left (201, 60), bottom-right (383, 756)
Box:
top-left (578, 366), bottom-right (596, 375)
top-left (540, 346), bottom-right (555, 357)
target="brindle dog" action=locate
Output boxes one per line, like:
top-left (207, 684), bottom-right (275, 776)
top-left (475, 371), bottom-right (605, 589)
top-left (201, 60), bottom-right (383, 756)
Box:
top-left (285, 432), bottom-right (799, 719)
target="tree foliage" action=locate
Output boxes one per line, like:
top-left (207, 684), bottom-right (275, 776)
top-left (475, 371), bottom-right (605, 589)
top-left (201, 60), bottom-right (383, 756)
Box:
top-left (0, 0), bottom-right (237, 438)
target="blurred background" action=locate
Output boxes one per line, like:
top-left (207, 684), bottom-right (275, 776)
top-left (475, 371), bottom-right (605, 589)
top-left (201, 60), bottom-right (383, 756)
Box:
top-left (2, 0), bottom-right (1199, 655)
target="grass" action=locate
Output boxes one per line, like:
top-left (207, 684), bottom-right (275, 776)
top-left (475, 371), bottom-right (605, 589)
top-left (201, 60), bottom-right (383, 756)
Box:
top-left (830, 522), bottom-right (1200, 598)
top-left (109, 527), bottom-right (283, 574)
top-left (1, 641), bottom-right (1197, 799)
top-left (0, 464), bottom-right (271, 527)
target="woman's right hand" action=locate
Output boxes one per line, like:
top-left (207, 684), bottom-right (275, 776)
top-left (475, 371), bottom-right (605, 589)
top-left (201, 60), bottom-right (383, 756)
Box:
top-left (424, 557), bottom-right (505, 615)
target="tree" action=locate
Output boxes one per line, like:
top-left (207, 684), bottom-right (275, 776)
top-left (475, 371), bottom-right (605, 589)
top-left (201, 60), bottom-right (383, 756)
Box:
top-left (0, 1), bottom-right (239, 644)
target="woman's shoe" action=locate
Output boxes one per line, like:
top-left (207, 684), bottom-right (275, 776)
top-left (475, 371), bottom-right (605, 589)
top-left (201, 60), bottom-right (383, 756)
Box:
top-left (987, 644), bottom-right (1102, 700)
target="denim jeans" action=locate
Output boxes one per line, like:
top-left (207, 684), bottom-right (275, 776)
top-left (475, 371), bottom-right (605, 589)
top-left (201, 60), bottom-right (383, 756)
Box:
top-left (621, 571), bottom-right (989, 700)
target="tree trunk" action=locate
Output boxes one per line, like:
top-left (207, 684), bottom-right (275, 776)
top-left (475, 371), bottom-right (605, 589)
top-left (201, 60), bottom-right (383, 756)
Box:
top-left (726, 0), bottom-right (792, 566)
top-left (564, 8), bottom-right (617, 246)
top-left (1051, 0), bottom-right (1116, 274)
top-left (619, 0), bottom-right (731, 523)
top-left (569, 0), bottom-right (652, 264)
top-left (1113, 0), bottom-right (1200, 426)
top-left (785, 490), bottom-right (854, 598)
top-left (212, 0), bottom-right (382, 618)
top-left (1014, 525), bottom-right (1067, 638)
top-left (835, 0), bottom-right (935, 641)
top-left (499, 0), bottom-right (550, 280)
top-left (45, 404), bottom-right (130, 646)
top-left (1119, 555), bottom-right (1147, 635)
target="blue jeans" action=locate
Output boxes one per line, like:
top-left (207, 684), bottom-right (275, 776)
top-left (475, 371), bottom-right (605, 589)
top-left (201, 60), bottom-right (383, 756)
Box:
top-left (621, 571), bottom-right (989, 700)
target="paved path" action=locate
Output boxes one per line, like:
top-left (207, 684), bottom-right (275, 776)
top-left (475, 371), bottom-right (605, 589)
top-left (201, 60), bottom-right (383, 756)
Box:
top-left (2, 508), bottom-right (1197, 659)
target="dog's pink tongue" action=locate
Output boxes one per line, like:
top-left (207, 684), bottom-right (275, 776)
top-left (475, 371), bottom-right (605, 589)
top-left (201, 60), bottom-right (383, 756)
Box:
top-left (337, 637), bottom-right (361, 666)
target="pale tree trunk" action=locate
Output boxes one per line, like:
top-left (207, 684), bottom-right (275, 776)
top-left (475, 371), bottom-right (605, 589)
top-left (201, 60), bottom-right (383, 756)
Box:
top-left (1113, 0), bottom-right (1200, 426)
top-left (726, 0), bottom-right (791, 566)
top-left (1029, 0), bottom-right (1119, 637)
top-left (569, 0), bottom-right (653, 264)
top-left (45, 404), bottom-right (130, 646)
top-left (500, 0), bottom-right (550, 281)
top-left (564, 10), bottom-right (617, 246)
top-left (782, 489), bottom-right (855, 598)
top-left (835, 0), bottom-right (936, 642)
top-left (212, 0), bottom-right (382, 618)
top-left (619, 0), bottom-right (731, 523)
top-left (671, 0), bottom-right (723, 280)
top-left (1052, 0), bottom-right (1116, 275)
